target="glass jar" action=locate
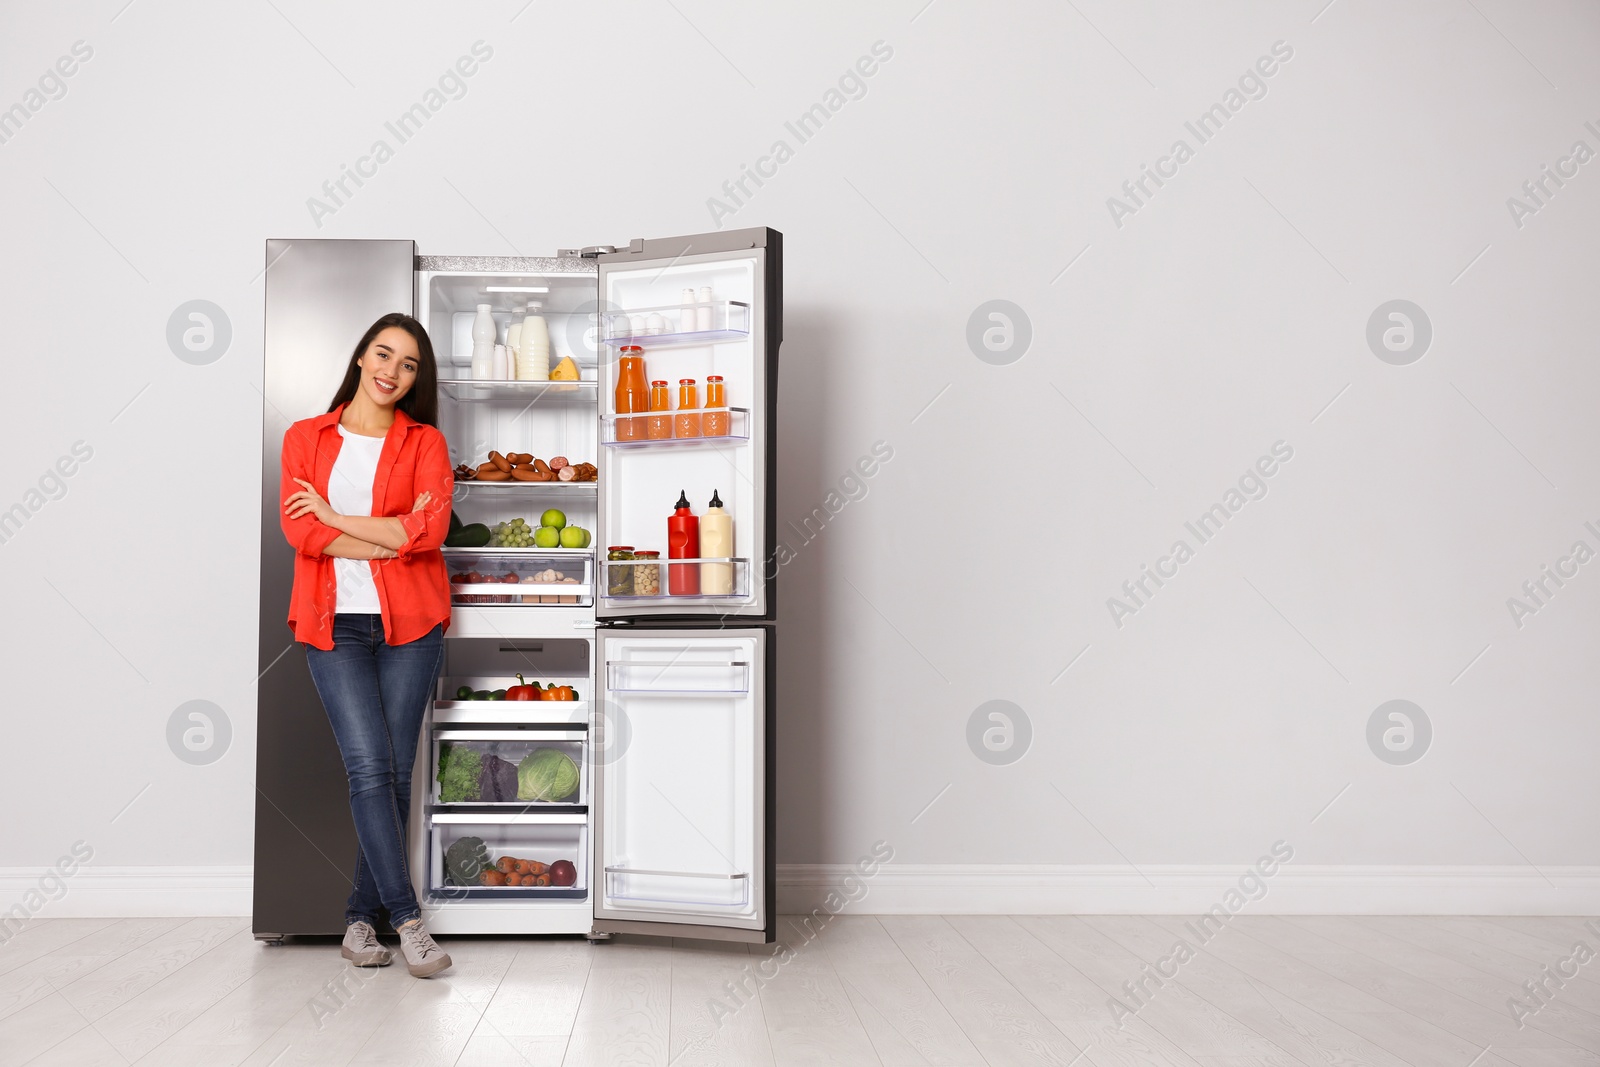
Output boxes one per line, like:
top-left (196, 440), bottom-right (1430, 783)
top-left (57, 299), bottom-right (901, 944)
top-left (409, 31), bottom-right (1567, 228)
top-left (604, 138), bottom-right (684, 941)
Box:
top-left (674, 378), bottom-right (701, 439)
top-left (606, 546), bottom-right (635, 596)
top-left (614, 347), bottom-right (648, 442)
top-left (632, 551), bottom-right (661, 596)
top-left (702, 374), bottom-right (728, 437)
top-left (646, 379), bottom-right (672, 440)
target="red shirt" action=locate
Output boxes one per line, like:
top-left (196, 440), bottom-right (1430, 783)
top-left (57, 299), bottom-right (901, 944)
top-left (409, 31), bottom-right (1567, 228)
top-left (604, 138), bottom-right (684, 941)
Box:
top-left (279, 403), bottom-right (453, 650)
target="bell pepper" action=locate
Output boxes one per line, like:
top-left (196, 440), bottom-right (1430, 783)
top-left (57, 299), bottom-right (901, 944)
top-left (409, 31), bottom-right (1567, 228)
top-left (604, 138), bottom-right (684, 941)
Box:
top-left (506, 673), bottom-right (539, 701)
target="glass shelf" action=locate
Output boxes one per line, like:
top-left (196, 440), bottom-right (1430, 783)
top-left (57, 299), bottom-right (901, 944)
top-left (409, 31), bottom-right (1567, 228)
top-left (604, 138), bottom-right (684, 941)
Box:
top-left (601, 301), bottom-right (749, 349)
top-left (452, 479), bottom-right (598, 490)
top-left (600, 408), bottom-right (749, 448)
top-left (438, 379), bottom-right (596, 402)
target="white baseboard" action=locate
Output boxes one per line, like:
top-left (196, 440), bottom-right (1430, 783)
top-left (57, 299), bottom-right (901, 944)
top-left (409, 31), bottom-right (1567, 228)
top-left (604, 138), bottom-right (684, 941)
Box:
top-left (0, 866), bottom-right (253, 920)
top-left (776, 864), bottom-right (1600, 916)
top-left (3, 864), bottom-right (1598, 921)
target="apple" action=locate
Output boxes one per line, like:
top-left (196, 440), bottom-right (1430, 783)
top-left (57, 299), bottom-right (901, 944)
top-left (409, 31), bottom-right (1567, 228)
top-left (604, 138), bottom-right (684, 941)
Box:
top-left (559, 525), bottom-right (586, 548)
top-left (540, 508), bottom-right (567, 530)
top-left (533, 526), bottom-right (561, 548)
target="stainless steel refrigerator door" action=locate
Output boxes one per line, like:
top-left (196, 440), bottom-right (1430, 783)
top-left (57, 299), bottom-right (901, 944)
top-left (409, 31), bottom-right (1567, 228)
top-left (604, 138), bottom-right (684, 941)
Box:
top-left (254, 238), bottom-right (416, 938)
top-left (592, 627), bottom-right (773, 942)
top-left (595, 228), bottom-right (781, 621)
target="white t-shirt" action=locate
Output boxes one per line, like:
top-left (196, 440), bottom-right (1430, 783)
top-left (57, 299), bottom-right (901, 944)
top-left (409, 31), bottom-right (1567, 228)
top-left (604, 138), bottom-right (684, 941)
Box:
top-left (328, 424), bottom-right (388, 614)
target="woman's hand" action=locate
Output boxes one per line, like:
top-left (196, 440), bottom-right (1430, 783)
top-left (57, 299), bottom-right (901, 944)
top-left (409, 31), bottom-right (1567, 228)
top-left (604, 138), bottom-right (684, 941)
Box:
top-left (412, 490), bottom-right (433, 513)
top-left (284, 478), bottom-right (337, 524)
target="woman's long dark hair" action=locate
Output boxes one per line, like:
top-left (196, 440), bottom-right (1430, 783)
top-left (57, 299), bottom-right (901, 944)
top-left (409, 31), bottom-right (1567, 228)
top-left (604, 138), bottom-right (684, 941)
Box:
top-left (326, 312), bottom-right (439, 427)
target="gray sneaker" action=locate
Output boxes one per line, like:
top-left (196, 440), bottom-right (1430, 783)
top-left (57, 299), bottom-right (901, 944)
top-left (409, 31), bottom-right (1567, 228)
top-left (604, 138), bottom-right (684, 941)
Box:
top-left (396, 919), bottom-right (452, 978)
top-left (340, 921), bottom-right (391, 967)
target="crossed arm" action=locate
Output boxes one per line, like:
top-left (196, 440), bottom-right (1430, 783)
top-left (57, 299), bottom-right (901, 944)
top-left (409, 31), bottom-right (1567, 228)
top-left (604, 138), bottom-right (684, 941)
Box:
top-left (284, 484), bottom-right (434, 560)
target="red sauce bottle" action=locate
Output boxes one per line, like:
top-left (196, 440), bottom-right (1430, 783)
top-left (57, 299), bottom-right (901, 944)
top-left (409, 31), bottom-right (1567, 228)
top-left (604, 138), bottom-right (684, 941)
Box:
top-left (667, 490), bottom-right (700, 595)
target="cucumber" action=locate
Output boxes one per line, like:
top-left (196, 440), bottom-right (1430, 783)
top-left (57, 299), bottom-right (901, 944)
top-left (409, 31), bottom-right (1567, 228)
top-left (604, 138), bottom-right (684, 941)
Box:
top-left (445, 522), bottom-right (492, 548)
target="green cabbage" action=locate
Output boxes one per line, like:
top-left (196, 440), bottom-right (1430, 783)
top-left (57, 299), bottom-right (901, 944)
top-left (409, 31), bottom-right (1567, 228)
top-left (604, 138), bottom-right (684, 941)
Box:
top-left (517, 748), bottom-right (580, 802)
top-left (444, 836), bottom-right (490, 886)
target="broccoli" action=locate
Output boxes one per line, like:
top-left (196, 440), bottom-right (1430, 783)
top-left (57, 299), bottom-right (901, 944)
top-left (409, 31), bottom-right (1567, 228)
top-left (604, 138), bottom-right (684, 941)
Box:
top-left (436, 743), bottom-right (483, 804)
top-left (444, 835), bottom-right (491, 886)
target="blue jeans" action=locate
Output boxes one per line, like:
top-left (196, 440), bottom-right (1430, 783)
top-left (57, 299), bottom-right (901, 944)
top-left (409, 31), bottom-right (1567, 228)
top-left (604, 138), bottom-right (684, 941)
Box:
top-left (304, 614), bottom-right (444, 928)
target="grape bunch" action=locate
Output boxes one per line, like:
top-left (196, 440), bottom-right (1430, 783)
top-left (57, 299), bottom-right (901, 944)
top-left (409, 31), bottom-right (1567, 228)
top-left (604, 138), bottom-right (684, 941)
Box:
top-left (490, 518), bottom-right (536, 548)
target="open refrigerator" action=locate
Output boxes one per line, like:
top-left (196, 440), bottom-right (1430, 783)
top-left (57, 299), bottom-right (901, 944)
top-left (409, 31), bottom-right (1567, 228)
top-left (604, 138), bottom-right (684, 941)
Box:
top-left (253, 229), bottom-right (779, 944)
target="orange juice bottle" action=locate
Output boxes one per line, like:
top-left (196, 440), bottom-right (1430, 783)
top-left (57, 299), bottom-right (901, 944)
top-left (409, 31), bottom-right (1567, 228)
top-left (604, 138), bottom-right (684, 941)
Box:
top-left (674, 378), bottom-right (701, 438)
top-left (702, 374), bottom-right (728, 437)
top-left (646, 380), bottom-right (671, 440)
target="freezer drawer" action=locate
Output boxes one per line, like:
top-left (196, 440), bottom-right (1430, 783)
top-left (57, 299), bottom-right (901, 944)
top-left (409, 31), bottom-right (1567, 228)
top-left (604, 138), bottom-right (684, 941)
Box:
top-left (432, 729), bottom-right (586, 807)
top-left (429, 813), bottom-right (587, 900)
top-left (593, 630), bottom-right (768, 938)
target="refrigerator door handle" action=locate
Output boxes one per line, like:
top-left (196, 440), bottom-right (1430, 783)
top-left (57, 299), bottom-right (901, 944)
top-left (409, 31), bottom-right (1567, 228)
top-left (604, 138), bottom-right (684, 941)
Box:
top-left (575, 619), bottom-right (630, 628)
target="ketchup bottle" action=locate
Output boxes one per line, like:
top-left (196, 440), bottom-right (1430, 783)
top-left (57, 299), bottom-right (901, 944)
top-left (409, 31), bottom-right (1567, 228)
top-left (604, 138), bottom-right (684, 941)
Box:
top-left (667, 490), bottom-right (701, 595)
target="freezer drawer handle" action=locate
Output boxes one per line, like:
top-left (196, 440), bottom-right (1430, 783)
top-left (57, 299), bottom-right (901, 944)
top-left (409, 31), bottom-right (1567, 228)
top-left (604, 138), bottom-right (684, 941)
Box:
top-left (603, 865), bottom-right (748, 880)
top-left (435, 729), bottom-right (586, 742)
top-left (605, 660), bottom-right (748, 669)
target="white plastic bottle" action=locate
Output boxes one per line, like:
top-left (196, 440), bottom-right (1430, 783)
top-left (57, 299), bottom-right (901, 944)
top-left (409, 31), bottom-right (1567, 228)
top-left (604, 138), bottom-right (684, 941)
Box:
top-left (696, 286), bottom-right (714, 333)
top-left (681, 287), bottom-right (697, 334)
top-left (700, 489), bottom-right (733, 595)
top-left (491, 344), bottom-right (507, 379)
top-left (471, 304), bottom-right (496, 379)
top-left (505, 317), bottom-right (522, 366)
top-left (518, 307), bottom-right (550, 381)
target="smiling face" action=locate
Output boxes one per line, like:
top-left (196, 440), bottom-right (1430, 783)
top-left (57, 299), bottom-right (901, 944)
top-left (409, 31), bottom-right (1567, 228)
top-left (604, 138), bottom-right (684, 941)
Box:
top-left (357, 326), bottom-right (419, 408)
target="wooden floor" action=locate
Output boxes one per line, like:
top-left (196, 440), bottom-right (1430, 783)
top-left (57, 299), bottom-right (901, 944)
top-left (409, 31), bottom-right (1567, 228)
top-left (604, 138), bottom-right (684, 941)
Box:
top-left (2, 914), bottom-right (1598, 1066)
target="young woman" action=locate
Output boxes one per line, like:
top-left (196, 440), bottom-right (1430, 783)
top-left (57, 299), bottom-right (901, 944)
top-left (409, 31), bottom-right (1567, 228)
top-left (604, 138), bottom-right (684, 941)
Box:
top-left (278, 312), bottom-right (456, 978)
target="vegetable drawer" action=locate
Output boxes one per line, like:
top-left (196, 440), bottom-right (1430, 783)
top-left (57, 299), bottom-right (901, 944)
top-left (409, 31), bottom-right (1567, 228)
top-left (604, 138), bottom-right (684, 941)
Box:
top-left (429, 813), bottom-right (587, 900)
top-left (432, 729), bottom-right (585, 807)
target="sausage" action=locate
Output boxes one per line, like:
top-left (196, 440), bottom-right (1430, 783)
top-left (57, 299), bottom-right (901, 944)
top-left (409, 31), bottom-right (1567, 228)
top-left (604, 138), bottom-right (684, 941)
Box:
top-left (489, 450), bottom-right (512, 473)
top-left (510, 467), bottom-right (544, 481)
top-left (476, 469), bottom-right (511, 481)
top-left (548, 456), bottom-right (569, 470)
top-left (557, 465), bottom-right (576, 481)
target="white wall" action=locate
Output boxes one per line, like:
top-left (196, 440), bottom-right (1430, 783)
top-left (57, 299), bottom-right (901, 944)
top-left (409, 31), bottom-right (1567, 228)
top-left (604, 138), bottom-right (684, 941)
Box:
top-left (3, 0), bottom-right (1598, 914)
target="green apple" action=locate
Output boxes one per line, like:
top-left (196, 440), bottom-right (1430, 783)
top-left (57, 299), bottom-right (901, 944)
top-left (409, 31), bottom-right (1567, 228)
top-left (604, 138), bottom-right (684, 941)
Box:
top-left (559, 525), bottom-right (587, 548)
top-left (577, 527), bottom-right (592, 548)
top-left (533, 526), bottom-right (561, 548)
top-left (540, 508), bottom-right (566, 530)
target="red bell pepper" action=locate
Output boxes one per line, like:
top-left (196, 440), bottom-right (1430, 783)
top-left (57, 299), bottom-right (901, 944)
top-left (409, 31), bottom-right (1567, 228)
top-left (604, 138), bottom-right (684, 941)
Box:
top-left (506, 673), bottom-right (540, 701)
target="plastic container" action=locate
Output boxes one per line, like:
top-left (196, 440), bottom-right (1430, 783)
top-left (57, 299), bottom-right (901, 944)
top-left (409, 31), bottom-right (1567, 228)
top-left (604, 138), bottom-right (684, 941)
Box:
top-left (700, 490), bottom-right (733, 595)
top-left (471, 304), bottom-right (495, 379)
top-left (668, 491), bottom-right (700, 595)
top-left (518, 309), bottom-right (549, 381)
top-left (696, 286), bottom-right (714, 333)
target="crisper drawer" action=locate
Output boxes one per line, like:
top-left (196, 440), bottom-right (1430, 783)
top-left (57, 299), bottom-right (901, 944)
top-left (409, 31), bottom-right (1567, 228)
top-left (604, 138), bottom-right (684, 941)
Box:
top-left (429, 813), bottom-right (587, 900)
top-left (433, 729), bottom-right (585, 807)
top-left (445, 549), bottom-right (593, 606)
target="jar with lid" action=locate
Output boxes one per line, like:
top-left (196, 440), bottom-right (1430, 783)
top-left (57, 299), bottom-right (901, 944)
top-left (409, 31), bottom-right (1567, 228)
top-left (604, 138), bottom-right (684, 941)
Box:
top-left (702, 374), bottom-right (728, 437)
top-left (606, 546), bottom-right (635, 596)
top-left (674, 378), bottom-right (701, 438)
top-left (632, 551), bottom-right (661, 596)
top-left (614, 347), bottom-right (648, 443)
top-left (646, 379), bottom-right (672, 440)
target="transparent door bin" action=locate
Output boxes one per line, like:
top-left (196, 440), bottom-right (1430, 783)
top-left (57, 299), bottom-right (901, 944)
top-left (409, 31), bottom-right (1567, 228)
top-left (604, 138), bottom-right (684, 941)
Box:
top-left (602, 408), bottom-right (748, 447)
top-left (605, 659), bottom-right (750, 693)
top-left (601, 301), bottom-right (750, 349)
top-left (446, 550), bottom-right (593, 605)
top-left (430, 815), bottom-right (587, 900)
top-left (603, 558), bottom-right (748, 601)
top-left (604, 866), bottom-right (749, 909)
top-left (433, 731), bottom-right (586, 807)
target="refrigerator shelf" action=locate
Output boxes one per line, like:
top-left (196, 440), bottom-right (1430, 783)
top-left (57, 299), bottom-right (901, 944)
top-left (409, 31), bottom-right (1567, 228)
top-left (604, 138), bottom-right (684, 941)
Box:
top-left (438, 380), bottom-right (597, 402)
top-left (601, 300), bottom-right (750, 349)
top-left (605, 658), bottom-right (751, 693)
top-left (431, 700), bottom-right (588, 725)
top-left (442, 546), bottom-right (591, 556)
top-left (452, 479), bottom-right (598, 490)
top-left (601, 408), bottom-right (750, 447)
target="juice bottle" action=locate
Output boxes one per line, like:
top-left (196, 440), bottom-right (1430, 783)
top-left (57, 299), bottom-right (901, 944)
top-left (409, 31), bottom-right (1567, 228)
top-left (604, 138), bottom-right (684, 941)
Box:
top-left (667, 491), bottom-right (700, 595)
top-left (674, 378), bottom-right (701, 439)
top-left (646, 379), bottom-right (671, 440)
top-left (614, 347), bottom-right (648, 442)
top-left (702, 374), bottom-right (728, 437)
